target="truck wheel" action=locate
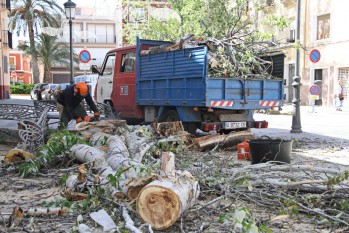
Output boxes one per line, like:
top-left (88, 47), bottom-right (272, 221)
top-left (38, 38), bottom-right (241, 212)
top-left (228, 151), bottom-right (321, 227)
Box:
top-left (164, 110), bottom-right (179, 122)
top-left (183, 122), bottom-right (200, 134)
top-left (105, 101), bottom-right (115, 117)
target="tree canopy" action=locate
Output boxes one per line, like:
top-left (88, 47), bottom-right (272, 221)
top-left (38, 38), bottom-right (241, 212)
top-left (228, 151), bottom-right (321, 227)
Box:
top-left (8, 0), bottom-right (64, 83)
top-left (122, 0), bottom-right (290, 78)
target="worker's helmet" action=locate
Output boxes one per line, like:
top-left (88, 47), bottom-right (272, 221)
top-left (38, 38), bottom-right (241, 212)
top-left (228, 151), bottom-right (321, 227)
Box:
top-left (74, 82), bottom-right (89, 97)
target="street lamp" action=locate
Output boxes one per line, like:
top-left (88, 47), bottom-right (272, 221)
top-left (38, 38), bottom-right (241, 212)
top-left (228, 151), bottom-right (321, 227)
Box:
top-left (291, 0), bottom-right (302, 133)
top-left (64, 0), bottom-right (76, 84)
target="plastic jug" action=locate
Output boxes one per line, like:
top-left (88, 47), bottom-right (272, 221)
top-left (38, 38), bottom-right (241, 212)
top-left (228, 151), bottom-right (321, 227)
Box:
top-left (237, 140), bottom-right (251, 160)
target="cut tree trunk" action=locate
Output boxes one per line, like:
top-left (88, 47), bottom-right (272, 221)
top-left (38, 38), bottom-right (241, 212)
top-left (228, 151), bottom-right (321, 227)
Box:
top-left (136, 152), bottom-right (200, 230)
top-left (193, 130), bottom-right (254, 151)
top-left (75, 120), bottom-right (127, 141)
top-left (125, 127), bottom-right (155, 163)
top-left (152, 121), bottom-right (185, 137)
top-left (68, 144), bottom-right (156, 199)
top-left (136, 171), bottom-right (200, 230)
top-left (4, 149), bottom-right (35, 164)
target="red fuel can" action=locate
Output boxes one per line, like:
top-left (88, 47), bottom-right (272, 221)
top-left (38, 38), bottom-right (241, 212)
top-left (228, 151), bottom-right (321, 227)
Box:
top-left (237, 140), bottom-right (251, 160)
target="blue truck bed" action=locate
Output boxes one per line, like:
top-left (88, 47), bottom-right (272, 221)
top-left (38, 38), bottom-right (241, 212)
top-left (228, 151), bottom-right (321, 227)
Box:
top-left (136, 37), bottom-right (284, 110)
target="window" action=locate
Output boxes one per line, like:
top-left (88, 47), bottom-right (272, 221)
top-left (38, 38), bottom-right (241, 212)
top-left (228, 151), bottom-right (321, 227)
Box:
top-left (120, 52), bottom-right (135, 73)
top-left (73, 23), bottom-right (83, 42)
top-left (317, 14), bottom-right (330, 40)
top-left (4, 56), bottom-right (8, 74)
top-left (9, 56), bottom-right (16, 70)
top-left (101, 53), bottom-right (115, 75)
top-left (75, 8), bottom-right (81, 16)
top-left (87, 24), bottom-right (115, 43)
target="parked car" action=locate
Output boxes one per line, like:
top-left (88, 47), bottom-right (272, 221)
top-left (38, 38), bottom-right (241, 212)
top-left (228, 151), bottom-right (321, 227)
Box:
top-left (41, 84), bottom-right (57, 100)
top-left (51, 83), bottom-right (71, 99)
top-left (74, 74), bottom-right (98, 99)
top-left (30, 83), bottom-right (48, 100)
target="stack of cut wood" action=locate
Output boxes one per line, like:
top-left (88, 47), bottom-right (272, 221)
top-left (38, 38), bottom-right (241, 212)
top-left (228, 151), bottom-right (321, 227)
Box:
top-left (140, 34), bottom-right (214, 56)
top-left (64, 122), bottom-right (200, 230)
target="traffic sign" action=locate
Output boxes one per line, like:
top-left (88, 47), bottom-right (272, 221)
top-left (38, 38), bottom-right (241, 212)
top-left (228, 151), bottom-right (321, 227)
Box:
top-left (309, 49), bottom-right (321, 63)
top-left (79, 63), bottom-right (90, 71)
top-left (79, 50), bottom-right (91, 63)
top-left (309, 84), bottom-right (321, 95)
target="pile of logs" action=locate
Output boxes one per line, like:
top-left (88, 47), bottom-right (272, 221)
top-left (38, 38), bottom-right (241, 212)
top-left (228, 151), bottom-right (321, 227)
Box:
top-left (64, 121), bottom-right (201, 230)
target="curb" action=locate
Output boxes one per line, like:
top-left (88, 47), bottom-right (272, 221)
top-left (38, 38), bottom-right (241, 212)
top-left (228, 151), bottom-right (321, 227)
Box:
top-left (0, 128), bottom-right (20, 144)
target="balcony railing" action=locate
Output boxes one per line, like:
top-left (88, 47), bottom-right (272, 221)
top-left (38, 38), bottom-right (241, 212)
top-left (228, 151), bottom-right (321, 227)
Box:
top-left (57, 34), bottom-right (116, 44)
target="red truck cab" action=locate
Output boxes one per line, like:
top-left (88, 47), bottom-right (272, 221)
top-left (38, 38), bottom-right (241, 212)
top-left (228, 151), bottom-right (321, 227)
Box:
top-left (94, 46), bottom-right (144, 122)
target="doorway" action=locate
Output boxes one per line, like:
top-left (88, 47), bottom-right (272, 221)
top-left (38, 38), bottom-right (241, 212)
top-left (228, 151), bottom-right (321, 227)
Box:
top-left (314, 69), bottom-right (323, 105)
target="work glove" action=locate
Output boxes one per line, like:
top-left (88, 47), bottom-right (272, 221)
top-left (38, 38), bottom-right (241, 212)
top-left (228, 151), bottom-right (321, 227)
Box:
top-left (76, 117), bottom-right (83, 123)
top-left (84, 116), bottom-right (91, 122)
top-left (94, 112), bottom-right (100, 120)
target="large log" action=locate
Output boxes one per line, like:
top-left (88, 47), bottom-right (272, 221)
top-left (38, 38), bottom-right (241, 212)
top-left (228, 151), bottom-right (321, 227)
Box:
top-left (193, 130), bottom-right (254, 151)
top-left (136, 171), bottom-right (200, 230)
top-left (4, 149), bottom-right (35, 164)
top-left (136, 152), bottom-right (200, 230)
top-left (68, 144), bottom-right (155, 199)
top-left (125, 126), bottom-right (155, 163)
top-left (75, 119), bottom-right (127, 141)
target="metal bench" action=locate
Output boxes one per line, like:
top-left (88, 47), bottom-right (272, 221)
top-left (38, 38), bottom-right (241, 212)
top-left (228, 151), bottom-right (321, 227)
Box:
top-left (0, 103), bottom-right (49, 151)
top-left (18, 107), bottom-right (50, 151)
top-left (0, 104), bottom-right (38, 121)
top-left (33, 100), bottom-right (118, 119)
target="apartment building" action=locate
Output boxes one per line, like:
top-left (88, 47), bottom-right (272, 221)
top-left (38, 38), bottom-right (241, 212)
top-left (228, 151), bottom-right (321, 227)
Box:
top-left (9, 51), bottom-right (32, 84)
top-left (260, 0), bottom-right (349, 107)
top-left (0, 0), bottom-right (11, 99)
top-left (51, 0), bottom-right (119, 83)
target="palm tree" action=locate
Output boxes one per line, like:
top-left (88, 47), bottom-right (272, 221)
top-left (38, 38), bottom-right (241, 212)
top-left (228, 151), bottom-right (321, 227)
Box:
top-left (8, 0), bottom-right (63, 84)
top-left (37, 34), bottom-right (71, 83)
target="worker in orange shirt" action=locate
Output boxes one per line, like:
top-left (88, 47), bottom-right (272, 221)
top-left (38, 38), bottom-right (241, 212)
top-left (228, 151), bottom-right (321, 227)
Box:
top-left (56, 82), bottom-right (100, 128)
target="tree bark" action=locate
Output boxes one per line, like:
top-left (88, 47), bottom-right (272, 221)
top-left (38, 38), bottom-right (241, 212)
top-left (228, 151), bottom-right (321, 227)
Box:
top-left (136, 171), bottom-right (200, 230)
top-left (28, 21), bottom-right (40, 83)
top-left (4, 149), bottom-right (35, 164)
top-left (136, 152), bottom-right (199, 230)
top-left (193, 130), bottom-right (254, 151)
top-left (68, 144), bottom-right (156, 199)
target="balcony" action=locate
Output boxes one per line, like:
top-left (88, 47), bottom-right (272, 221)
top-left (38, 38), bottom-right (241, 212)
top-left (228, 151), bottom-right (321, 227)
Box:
top-left (57, 34), bottom-right (116, 44)
top-left (0, 0), bottom-right (11, 10)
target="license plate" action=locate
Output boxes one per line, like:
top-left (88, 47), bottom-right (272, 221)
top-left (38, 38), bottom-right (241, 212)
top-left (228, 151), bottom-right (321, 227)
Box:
top-left (224, 121), bottom-right (247, 129)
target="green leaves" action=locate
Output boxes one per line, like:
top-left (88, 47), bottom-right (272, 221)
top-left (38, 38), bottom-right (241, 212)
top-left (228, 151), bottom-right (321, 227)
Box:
top-left (18, 130), bottom-right (87, 177)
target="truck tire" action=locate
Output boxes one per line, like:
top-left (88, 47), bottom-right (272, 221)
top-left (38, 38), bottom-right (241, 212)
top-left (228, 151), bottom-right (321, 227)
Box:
top-left (104, 100), bottom-right (115, 117)
top-left (164, 110), bottom-right (179, 122)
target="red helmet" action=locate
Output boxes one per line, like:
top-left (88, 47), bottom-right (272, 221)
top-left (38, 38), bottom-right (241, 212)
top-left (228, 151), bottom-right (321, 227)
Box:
top-left (74, 82), bottom-right (89, 97)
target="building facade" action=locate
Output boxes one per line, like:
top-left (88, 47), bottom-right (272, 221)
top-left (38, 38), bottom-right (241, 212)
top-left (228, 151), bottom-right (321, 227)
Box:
top-left (9, 51), bottom-right (33, 84)
top-left (52, 1), bottom-right (119, 83)
top-left (260, 0), bottom-right (349, 107)
top-left (0, 0), bottom-right (11, 99)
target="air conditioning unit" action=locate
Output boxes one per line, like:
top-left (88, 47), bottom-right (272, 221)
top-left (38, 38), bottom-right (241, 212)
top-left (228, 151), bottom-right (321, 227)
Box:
top-left (287, 29), bottom-right (295, 43)
top-left (266, 0), bottom-right (275, 6)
